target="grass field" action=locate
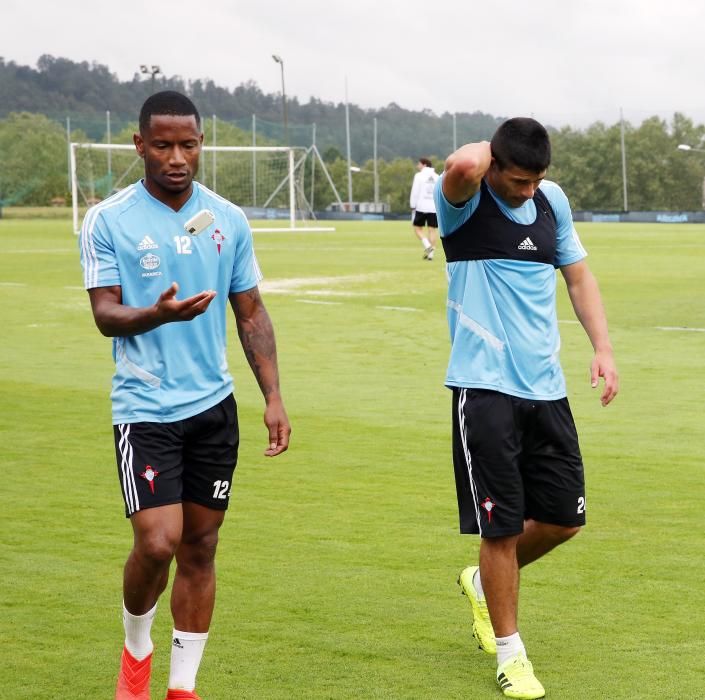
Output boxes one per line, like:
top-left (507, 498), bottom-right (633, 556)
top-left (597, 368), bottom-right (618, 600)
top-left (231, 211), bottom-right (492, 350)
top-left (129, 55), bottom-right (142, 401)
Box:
top-left (1, 218), bottom-right (705, 699)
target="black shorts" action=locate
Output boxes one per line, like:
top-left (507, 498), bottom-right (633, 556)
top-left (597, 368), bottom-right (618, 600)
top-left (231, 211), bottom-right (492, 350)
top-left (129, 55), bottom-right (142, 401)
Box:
top-left (452, 388), bottom-right (586, 537)
top-left (113, 395), bottom-right (239, 518)
top-left (413, 211), bottom-right (438, 228)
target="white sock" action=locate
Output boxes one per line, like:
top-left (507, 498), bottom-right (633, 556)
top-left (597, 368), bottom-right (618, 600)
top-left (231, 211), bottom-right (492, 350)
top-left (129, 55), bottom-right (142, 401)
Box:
top-left (123, 601), bottom-right (157, 661)
top-left (421, 237), bottom-right (431, 249)
top-left (168, 629), bottom-right (209, 691)
top-left (472, 568), bottom-right (485, 600)
top-left (496, 632), bottom-right (526, 666)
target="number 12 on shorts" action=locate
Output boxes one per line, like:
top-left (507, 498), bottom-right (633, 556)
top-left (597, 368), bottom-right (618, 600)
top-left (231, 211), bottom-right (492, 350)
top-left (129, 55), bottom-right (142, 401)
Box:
top-left (213, 480), bottom-right (230, 499)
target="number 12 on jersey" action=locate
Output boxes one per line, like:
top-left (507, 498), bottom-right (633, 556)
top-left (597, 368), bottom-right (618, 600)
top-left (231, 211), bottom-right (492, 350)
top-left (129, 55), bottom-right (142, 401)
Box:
top-left (174, 236), bottom-right (193, 255)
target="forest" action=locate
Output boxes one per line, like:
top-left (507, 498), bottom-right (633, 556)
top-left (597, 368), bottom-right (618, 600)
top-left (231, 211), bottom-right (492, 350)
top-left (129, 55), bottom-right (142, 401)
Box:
top-left (1, 56), bottom-right (704, 212)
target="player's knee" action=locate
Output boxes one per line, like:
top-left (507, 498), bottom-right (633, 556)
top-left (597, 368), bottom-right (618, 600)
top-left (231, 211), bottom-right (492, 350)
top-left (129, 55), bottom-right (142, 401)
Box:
top-left (558, 525), bottom-right (581, 542)
top-left (137, 531), bottom-right (180, 566)
top-left (179, 531), bottom-right (220, 569)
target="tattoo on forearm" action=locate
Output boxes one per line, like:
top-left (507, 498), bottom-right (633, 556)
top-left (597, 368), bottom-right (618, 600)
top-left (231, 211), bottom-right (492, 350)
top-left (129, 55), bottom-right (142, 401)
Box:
top-left (237, 305), bottom-right (280, 397)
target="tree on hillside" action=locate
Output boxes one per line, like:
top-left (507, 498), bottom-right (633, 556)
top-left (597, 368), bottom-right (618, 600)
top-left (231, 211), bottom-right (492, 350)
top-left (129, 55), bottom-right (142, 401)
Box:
top-left (0, 112), bottom-right (67, 205)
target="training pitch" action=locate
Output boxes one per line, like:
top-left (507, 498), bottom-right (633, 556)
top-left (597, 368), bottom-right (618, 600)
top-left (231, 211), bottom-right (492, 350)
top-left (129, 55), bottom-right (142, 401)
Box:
top-left (1, 218), bottom-right (704, 698)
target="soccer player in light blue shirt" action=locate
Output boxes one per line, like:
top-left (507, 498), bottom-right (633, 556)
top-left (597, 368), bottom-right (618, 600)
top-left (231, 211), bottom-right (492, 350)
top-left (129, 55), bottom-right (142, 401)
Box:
top-left (79, 91), bottom-right (290, 700)
top-left (434, 118), bottom-right (618, 699)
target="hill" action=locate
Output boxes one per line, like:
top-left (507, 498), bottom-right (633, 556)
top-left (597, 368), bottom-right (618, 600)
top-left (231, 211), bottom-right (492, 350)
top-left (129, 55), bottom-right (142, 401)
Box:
top-left (0, 55), bottom-right (502, 162)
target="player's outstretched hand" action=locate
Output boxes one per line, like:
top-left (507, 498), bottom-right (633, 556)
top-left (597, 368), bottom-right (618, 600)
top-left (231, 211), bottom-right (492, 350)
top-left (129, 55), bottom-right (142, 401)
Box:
top-left (156, 282), bottom-right (216, 322)
top-left (591, 350), bottom-right (619, 406)
top-left (263, 396), bottom-right (291, 457)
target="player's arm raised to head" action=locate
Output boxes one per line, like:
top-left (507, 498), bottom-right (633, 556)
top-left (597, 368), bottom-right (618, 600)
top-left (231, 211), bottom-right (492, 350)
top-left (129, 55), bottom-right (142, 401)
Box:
top-left (88, 282), bottom-right (216, 337)
top-left (560, 260), bottom-right (619, 406)
top-left (441, 141), bottom-right (492, 205)
top-left (229, 286), bottom-right (290, 456)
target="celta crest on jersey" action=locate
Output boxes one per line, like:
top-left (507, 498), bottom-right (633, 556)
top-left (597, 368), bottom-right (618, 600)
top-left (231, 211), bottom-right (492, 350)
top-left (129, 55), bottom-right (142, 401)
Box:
top-left (212, 229), bottom-right (226, 255)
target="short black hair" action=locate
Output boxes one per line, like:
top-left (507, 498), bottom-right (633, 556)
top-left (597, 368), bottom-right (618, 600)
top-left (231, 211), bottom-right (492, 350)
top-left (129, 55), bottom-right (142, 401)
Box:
top-left (419, 157), bottom-right (433, 168)
top-left (490, 117), bottom-right (551, 173)
top-left (139, 91), bottom-right (201, 133)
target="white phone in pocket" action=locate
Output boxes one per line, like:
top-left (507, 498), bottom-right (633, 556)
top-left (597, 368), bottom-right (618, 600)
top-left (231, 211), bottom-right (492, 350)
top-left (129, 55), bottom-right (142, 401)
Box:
top-left (184, 209), bottom-right (215, 236)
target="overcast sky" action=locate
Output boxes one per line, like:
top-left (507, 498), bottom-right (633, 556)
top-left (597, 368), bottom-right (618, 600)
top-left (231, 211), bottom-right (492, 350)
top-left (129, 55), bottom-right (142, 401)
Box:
top-left (3, 0), bottom-right (705, 129)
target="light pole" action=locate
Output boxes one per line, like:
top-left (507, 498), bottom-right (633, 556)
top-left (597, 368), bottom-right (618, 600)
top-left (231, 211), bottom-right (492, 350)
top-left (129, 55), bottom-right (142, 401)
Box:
top-left (271, 55), bottom-right (289, 145)
top-left (140, 64), bottom-right (161, 93)
top-left (677, 144), bottom-right (705, 153)
top-left (677, 144), bottom-right (705, 208)
top-left (349, 166), bottom-right (380, 210)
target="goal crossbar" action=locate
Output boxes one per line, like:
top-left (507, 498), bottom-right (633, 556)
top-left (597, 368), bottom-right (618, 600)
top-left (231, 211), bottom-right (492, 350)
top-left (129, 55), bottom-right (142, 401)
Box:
top-left (70, 143), bottom-right (334, 234)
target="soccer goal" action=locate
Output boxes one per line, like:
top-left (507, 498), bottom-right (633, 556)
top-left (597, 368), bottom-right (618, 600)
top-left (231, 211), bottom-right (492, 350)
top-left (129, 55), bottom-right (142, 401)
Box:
top-left (70, 143), bottom-right (337, 234)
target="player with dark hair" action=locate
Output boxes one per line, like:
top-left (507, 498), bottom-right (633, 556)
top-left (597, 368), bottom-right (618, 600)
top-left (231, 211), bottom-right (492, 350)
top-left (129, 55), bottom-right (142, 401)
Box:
top-left (409, 157), bottom-right (439, 260)
top-left (79, 91), bottom-right (291, 700)
top-left (138, 90), bottom-right (202, 132)
top-left (434, 117), bottom-right (618, 699)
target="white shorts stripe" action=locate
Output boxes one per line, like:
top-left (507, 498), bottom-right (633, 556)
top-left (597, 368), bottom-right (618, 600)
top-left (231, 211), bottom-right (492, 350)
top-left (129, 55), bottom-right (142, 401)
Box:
top-left (118, 424), bottom-right (140, 515)
top-left (457, 388), bottom-right (482, 535)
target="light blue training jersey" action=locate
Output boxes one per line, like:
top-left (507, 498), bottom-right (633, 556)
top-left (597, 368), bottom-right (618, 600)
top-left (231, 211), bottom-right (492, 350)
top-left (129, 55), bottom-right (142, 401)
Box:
top-left (79, 180), bottom-right (260, 424)
top-left (434, 177), bottom-right (587, 400)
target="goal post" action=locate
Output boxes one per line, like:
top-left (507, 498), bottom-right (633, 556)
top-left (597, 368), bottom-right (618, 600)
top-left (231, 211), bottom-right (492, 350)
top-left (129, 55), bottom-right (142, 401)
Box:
top-left (70, 143), bottom-right (335, 234)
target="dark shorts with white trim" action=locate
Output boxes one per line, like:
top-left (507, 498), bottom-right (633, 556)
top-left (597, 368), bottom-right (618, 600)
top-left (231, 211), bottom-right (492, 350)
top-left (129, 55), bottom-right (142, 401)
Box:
top-left (451, 387), bottom-right (586, 538)
top-left (113, 394), bottom-right (239, 518)
top-left (413, 211), bottom-right (438, 228)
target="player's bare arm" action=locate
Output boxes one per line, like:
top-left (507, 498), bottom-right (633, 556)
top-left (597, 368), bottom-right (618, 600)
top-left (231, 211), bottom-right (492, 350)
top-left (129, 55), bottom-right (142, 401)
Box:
top-left (229, 286), bottom-right (291, 456)
top-left (561, 260), bottom-right (619, 406)
top-left (442, 141), bottom-right (493, 205)
top-left (88, 282), bottom-right (216, 337)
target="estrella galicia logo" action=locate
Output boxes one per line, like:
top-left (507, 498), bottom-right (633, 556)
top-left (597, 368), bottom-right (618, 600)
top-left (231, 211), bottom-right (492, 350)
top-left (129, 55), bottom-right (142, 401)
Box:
top-left (140, 253), bottom-right (160, 270)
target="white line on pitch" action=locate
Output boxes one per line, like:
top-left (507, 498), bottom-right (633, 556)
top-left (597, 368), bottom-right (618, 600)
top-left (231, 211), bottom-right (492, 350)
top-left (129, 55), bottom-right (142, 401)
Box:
top-left (295, 299), bottom-right (342, 305)
top-left (0, 282), bottom-right (27, 287)
top-left (656, 326), bottom-right (705, 332)
top-left (6, 249), bottom-right (73, 254)
top-left (377, 305), bottom-right (419, 312)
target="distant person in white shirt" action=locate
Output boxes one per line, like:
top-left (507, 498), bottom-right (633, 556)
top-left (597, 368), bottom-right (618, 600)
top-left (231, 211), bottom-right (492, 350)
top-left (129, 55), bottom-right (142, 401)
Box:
top-left (409, 157), bottom-right (440, 260)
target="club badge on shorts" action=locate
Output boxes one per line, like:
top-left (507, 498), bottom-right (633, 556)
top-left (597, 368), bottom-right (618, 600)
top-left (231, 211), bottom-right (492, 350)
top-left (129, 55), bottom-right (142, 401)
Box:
top-left (481, 497), bottom-right (495, 523)
top-left (140, 465), bottom-right (160, 494)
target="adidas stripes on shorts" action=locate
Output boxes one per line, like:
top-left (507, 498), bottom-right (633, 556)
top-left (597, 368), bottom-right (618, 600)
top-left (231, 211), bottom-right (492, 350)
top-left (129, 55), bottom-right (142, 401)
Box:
top-left (113, 395), bottom-right (239, 518)
top-left (451, 387), bottom-right (586, 537)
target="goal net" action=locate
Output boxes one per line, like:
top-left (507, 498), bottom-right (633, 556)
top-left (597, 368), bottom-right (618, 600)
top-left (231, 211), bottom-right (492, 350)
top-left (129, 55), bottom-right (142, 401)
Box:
top-left (70, 143), bottom-right (335, 233)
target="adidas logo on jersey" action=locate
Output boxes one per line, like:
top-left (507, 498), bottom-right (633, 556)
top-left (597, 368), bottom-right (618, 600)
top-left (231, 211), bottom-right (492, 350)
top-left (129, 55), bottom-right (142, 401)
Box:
top-left (518, 237), bottom-right (537, 251)
top-left (137, 236), bottom-right (158, 251)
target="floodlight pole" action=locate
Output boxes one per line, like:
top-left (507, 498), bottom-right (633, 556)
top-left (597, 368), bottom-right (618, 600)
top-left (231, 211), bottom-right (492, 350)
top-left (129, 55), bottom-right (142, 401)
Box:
top-left (272, 55), bottom-right (289, 145)
top-left (212, 114), bottom-right (217, 192)
top-left (373, 117), bottom-right (379, 206)
top-left (676, 143), bottom-right (705, 209)
top-left (345, 77), bottom-right (353, 208)
top-left (106, 110), bottom-right (112, 192)
top-left (140, 64), bottom-right (161, 93)
top-left (66, 116), bottom-right (72, 190)
top-left (252, 114), bottom-right (257, 206)
top-left (620, 108), bottom-right (628, 212)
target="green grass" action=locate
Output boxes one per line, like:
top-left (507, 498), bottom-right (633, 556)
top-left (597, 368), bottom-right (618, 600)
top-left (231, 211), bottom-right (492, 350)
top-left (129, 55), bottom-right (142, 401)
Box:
top-left (1, 219), bottom-right (704, 699)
